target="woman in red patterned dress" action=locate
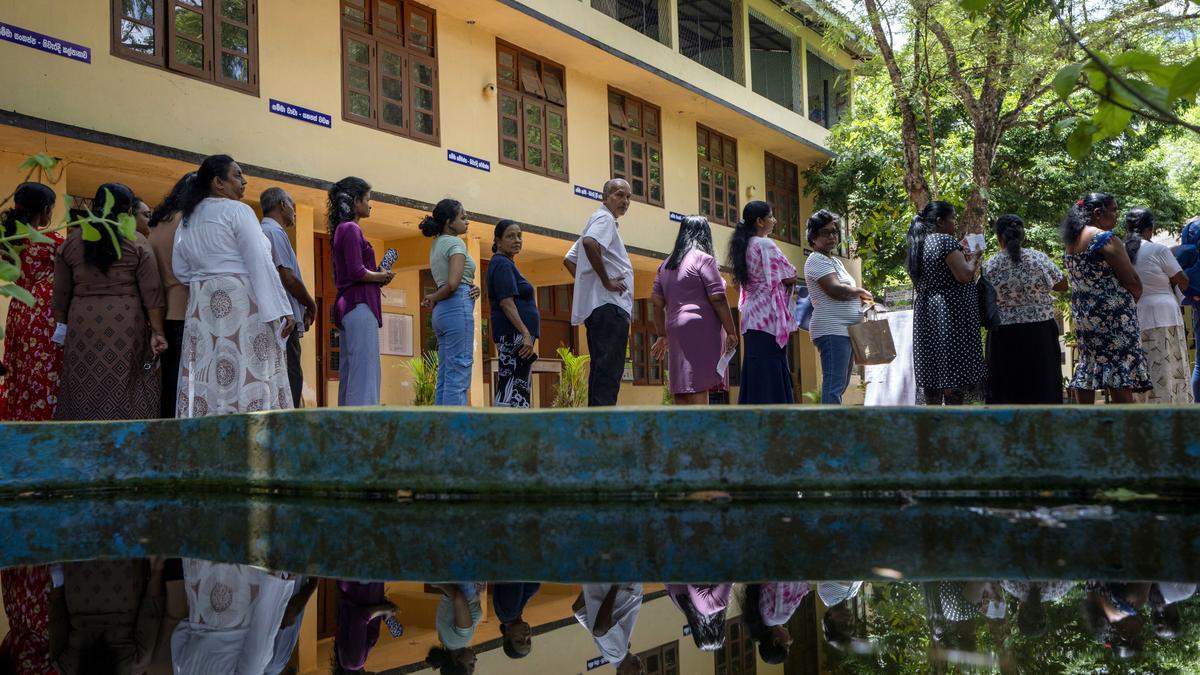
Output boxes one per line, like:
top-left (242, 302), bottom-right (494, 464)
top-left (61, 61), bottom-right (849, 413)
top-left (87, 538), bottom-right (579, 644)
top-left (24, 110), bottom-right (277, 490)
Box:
top-left (2, 182), bottom-right (63, 422)
top-left (0, 183), bottom-right (61, 675)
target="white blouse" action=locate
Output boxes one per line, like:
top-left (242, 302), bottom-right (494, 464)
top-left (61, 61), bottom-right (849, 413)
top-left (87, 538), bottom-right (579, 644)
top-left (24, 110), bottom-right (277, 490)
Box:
top-left (1133, 239), bottom-right (1184, 330)
top-left (173, 197), bottom-right (292, 323)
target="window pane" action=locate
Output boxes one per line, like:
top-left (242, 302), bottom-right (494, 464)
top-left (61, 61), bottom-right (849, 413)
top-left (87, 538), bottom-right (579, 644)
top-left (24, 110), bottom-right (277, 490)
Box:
top-left (382, 76), bottom-right (402, 101)
top-left (348, 38), bottom-right (369, 65)
top-left (176, 38), bottom-right (204, 69)
top-left (343, 4), bottom-right (367, 29)
top-left (625, 100), bottom-right (640, 132)
top-left (414, 61), bottom-right (434, 86)
top-left (415, 112), bottom-right (435, 136)
top-left (527, 146), bottom-right (543, 167)
top-left (348, 65), bottom-right (370, 91)
top-left (524, 102), bottom-right (542, 126)
top-left (502, 140), bottom-right (520, 161)
top-left (348, 91), bottom-right (371, 117)
top-left (549, 132), bottom-right (564, 153)
top-left (611, 134), bottom-right (625, 154)
top-left (221, 53), bottom-right (249, 82)
top-left (221, 0), bottom-right (247, 22)
top-left (502, 118), bottom-right (519, 137)
top-left (555, 285), bottom-right (570, 311)
top-left (220, 24), bottom-right (248, 53)
top-left (724, 140), bottom-right (736, 167)
top-left (382, 51), bottom-right (402, 76)
top-left (633, 178), bottom-right (645, 196)
top-left (414, 87), bottom-right (433, 110)
top-left (711, 138), bottom-right (722, 163)
top-left (550, 153), bottom-right (565, 175)
top-left (175, 7), bottom-right (204, 39)
top-left (501, 95), bottom-right (518, 116)
top-left (631, 140), bottom-right (644, 161)
top-left (382, 101), bottom-right (403, 126)
top-left (547, 110), bottom-right (563, 132)
top-left (123, 0), bottom-right (155, 21)
top-left (497, 49), bottom-right (517, 89)
top-left (526, 125), bottom-right (542, 146)
top-left (120, 20), bottom-right (156, 53)
top-left (644, 108), bottom-right (659, 139)
top-left (613, 155), bottom-right (625, 174)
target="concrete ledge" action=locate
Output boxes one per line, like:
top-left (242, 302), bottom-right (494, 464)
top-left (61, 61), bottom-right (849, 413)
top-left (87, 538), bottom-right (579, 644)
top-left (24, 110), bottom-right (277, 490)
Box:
top-left (2, 406), bottom-right (1199, 495)
top-left (0, 495), bottom-right (1195, 582)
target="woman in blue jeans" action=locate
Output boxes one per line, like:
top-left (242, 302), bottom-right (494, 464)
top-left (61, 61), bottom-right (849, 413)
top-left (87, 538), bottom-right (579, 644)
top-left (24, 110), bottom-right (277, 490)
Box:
top-left (802, 210), bottom-right (873, 404)
top-left (421, 199), bottom-right (480, 405)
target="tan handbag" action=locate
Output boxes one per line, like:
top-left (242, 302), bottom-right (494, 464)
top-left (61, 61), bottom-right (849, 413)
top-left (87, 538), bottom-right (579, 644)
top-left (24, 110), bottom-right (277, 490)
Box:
top-left (847, 304), bottom-right (897, 366)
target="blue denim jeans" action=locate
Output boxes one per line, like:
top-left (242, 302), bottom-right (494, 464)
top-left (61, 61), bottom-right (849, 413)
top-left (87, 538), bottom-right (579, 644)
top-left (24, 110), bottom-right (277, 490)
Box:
top-left (1192, 308), bottom-right (1200, 403)
top-left (813, 334), bottom-right (854, 404)
top-left (432, 285), bottom-right (475, 406)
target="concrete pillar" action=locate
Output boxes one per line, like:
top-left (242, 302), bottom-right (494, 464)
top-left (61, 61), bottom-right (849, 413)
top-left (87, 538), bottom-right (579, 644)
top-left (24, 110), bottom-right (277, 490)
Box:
top-left (467, 235), bottom-right (486, 407)
top-left (661, 0), bottom-right (678, 50)
top-left (800, 40), bottom-right (810, 119)
top-left (731, 0), bottom-right (749, 86)
top-left (292, 203), bottom-right (319, 407)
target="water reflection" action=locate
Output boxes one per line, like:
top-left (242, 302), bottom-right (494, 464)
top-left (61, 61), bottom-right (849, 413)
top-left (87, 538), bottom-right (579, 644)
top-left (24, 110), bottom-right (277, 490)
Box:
top-left (5, 561), bottom-right (1195, 673)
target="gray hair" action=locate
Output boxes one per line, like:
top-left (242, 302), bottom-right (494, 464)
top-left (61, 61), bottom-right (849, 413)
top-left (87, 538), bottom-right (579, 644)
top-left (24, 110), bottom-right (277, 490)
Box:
top-left (260, 187), bottom-right (292, 216)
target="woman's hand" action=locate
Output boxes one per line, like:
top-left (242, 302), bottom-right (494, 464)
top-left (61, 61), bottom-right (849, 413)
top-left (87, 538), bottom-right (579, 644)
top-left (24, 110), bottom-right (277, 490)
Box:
top-left (856, 288), bottom-right (875, 303)
top-left (468, 284), bottom-right (481, 300)
top-left (650, 337), bottom-right (668, 361)
top-left (724, 333), bottom-right (739, 354)
top-left (369, 270), bottom-right (396, 285)
top-left (421, 294), bottom-right (436, 309)
top-left (518, 331), bottom-right (537, 359)
top-left (150, 332), bottom-right (169, 356)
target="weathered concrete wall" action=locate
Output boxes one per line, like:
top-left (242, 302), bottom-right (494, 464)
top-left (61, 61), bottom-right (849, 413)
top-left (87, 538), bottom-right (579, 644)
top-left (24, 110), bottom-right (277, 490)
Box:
top-left (2, 406), bottom-right (1198, 495)
top-left (0, 495), bottom-right (1194, 582)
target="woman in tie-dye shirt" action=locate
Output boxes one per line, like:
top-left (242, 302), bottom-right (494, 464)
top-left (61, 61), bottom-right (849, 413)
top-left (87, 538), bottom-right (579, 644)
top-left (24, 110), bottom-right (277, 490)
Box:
top-left (728, 201), bottom-right (798, 404)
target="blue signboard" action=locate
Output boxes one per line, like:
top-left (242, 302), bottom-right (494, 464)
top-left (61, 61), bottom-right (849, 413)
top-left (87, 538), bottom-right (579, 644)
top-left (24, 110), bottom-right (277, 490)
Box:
top-left (669, 212), bottom-right (685, 222)
top-left (0, 22), bottom-right (90, 63)
top-left (574, 185), bottom-right (603, 201)
top-left (586, 656), bottom-right (611, 670)
top-left (269, 99), bottom-right (332, 128)
top-left (447, 150), bottom-right (491, 172)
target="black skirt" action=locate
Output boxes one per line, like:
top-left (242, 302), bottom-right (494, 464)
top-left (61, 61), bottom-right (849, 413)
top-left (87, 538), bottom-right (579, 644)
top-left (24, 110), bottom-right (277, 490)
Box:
top-left (985, 319), bottom-right (1063, 404)
top-left (737, 329), bottom-right (794, 404)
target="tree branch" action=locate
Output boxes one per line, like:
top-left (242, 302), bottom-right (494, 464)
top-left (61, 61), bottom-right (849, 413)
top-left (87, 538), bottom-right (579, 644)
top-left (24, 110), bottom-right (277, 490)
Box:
top-left (927, 17), bottom-right (979, 121)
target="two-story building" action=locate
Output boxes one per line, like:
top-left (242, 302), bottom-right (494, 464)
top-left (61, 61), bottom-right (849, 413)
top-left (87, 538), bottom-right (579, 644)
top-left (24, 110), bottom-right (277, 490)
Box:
top-left (0, 0), bottom-right (864, 407)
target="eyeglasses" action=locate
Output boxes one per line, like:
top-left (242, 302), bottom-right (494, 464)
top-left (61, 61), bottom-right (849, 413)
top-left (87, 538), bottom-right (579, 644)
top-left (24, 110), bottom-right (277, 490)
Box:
top-left (818, 228), bottom-right (840, 237)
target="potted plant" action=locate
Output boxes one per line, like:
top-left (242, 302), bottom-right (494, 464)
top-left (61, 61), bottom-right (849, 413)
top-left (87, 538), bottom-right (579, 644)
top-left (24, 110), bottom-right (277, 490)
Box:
top-left (551, 347), bottom-right (589, 408)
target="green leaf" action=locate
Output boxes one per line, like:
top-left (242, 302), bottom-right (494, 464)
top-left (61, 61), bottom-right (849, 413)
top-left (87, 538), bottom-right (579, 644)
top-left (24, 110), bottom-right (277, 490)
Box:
top-left (115, 213), bottom-right (137, 241)
top-left (1115, 78), bottom-right (1170, 113)
top-left (1094, 100), bottom-right (1133, 138)
top-left (80, 221), bottom-right (101, 242)
top-left (0, 259), bottom-right (19, 282)
top-left (16, 153), bottom-right (58, 172)
top-left (1052, 63), bottom-right (1082, 100)
top-left (1109, 50), bottom-right (1162, 71)
top-left (1168, 56), bottom-right (1200, 103)
top-left (24, 228), bottom-right (53, 244)
top-left (1083, 64), bottom-right (1107, 92)
top-left (100, 187), bottom-right (115, 219)
top-left (959, 0), bottom-right (989, 12)
top-left (0, 283), bottom-right (35, 307)
top-left (1066, 122), bottom-right (1096, 160)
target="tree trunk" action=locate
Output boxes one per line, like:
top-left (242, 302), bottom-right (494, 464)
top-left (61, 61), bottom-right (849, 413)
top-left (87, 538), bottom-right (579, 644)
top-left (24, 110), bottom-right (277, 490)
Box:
top-left (962, 126), bottom-right (1000, 236)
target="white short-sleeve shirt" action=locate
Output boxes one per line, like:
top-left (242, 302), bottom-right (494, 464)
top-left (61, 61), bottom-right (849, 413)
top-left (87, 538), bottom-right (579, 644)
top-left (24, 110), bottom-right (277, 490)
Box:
top-left (568, 207), bottom-right (634, 325)
top-left (1133, 240), bottom-right (1184, 329)
top-left (573, 583), bottom-right (643, 666)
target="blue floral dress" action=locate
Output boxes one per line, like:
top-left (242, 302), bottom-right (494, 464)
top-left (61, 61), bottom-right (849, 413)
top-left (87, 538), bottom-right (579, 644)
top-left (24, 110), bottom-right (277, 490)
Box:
top-left (1064, 231), bottom-right (1152, 391)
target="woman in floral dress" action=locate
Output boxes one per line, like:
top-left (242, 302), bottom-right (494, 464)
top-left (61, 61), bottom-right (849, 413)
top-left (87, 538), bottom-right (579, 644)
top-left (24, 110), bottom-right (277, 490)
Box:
top-left (1, 182), bottom-right (63, 421)
top-left (1061, 193), bottom-right (1151, 403)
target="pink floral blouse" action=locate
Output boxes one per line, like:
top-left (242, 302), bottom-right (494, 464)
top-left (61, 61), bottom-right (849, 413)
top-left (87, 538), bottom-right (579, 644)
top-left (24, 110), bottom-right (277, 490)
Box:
top-left (738, 237), bottom-right (797, 347)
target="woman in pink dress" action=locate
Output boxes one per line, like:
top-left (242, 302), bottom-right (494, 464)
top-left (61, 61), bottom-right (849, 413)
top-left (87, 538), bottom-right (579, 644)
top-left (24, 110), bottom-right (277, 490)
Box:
top-left (739, 582), bottom-right (810, 664)
top-left (665, 584), bottom-right (732, 651)
top-left (1, 182), bottom-right (63, 422)
top-left (650, 216), bottom-right (738, 404)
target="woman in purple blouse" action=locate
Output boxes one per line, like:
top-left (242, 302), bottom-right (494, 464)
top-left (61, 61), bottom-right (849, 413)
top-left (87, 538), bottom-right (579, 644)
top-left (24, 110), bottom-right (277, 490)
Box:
top-left (328, 177), bottom-right (395, 406)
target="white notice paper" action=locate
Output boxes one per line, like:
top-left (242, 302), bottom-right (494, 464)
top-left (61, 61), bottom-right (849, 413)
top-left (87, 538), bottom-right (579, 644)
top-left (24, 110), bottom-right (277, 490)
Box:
top-left (965, 233), bottom-right (986, 252)
top-left (716, 348), bottom-right (736, 378)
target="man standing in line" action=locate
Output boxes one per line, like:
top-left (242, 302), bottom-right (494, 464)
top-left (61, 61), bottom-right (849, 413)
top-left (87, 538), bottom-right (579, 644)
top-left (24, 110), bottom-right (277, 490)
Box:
top-left (563, 179), bottom-right (634, 407)
top-left (260, 187), bottom-right (317, 407)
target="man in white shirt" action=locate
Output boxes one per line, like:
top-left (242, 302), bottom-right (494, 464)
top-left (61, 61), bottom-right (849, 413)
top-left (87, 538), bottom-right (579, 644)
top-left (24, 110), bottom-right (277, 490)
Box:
top-left (573, 584), bottom-right (644, 674)
top-left (260, 188), bottom-right (317, 407)
top-left (563, 179), bottom-right (634, 407)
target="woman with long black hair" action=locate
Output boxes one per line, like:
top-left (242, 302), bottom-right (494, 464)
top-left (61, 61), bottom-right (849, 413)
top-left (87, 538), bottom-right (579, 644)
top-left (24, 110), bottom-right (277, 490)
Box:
top-left (420, 198), bottom-right (479, 406)
top-left (728, 201), bottom-right (797, 404)
top-left (328, 177), bottom-right (394, 407)
top-left (650, 215), bottom-right (738, 404)
top-left (907, 201), bottom-right (984, 405)
top-left (981, 214), bottom-right (1068, 403)
top-left (172, 155), bottom-right (295, 417)
top-left (1125, 207), bottom-right (1190, 403)
top-left (738, 582), bottom-right (808, 665)
top-left (53, 182), bottom-right (166, 420)
top-left (1061, 193), bottom-right (1150, 403)
top-left (146, 172), bottom-right (196, 418)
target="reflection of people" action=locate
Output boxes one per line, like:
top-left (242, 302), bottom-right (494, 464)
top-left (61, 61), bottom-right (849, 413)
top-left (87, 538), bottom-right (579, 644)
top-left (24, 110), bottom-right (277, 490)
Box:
top-left (50, 558), bottom-right (165, 675)
top-left (493, 582), bottom-right (540, 659)
top-left (1000, 580), bottom-right (1075, 638)
top-left (563, 179), bottom-right (634, 407)
top-left (665, 584), bottom-right (730, 651)
top-left (573, 584), bottom-right (644, 674)
top-left (817, 581), bottom-right (864, 648)
top-left (740, 582), bottom-right (808, 664)
top-left (263, 576), bottom-right (319, 675)
top-left (170, 559), bottom-right (295, 674)
top-left (649, 216), bottom-right (738, 404)
top-left (427, 584), bottom-right (481, 673)
top-left (334, 581), bottom-right (396, 673)
top-left (1, 565), bottom-right (56, 674)
top-left (1150, 582), bottom-right (1196, 639)
top-left (1080, 581), bottom-right (1150, 660)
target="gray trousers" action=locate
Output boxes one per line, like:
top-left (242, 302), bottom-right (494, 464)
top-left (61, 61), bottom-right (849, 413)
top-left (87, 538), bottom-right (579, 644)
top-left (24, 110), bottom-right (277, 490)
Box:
top-left (338, 304), bottom-right (381, 406)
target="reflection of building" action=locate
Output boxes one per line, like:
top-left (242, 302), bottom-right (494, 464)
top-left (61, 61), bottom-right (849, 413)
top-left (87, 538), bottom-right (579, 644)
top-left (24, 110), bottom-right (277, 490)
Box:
top-left (1, 0), bottom-right (863, 406)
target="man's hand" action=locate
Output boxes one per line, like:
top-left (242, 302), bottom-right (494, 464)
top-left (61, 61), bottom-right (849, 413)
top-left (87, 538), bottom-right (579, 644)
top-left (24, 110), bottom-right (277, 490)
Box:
top-left (603, 276), bottom-right (628, 294)
top-left (303, 302), bottom-right (317, 332)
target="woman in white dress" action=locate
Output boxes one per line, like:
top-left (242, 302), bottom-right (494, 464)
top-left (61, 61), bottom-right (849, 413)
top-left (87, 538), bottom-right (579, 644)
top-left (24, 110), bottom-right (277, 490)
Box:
top-left (172, 155), bottom-right (296, 417)
top-left (170, 559), bottom-right (294, 674)
top-left (1125, 208), bottom-right (1191, 403)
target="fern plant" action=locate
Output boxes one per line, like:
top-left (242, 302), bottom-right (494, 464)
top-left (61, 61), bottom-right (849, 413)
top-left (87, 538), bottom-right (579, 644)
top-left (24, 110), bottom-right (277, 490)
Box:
top-left (551, 346), bottom-right (589, 408)
top-left (405, 351), bottom-right (438, 406)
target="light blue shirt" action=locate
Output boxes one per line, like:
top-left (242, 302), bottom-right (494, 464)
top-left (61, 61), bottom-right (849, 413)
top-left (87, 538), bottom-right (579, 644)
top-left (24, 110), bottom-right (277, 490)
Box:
top-left (260, 217), bottom-right (306, 336)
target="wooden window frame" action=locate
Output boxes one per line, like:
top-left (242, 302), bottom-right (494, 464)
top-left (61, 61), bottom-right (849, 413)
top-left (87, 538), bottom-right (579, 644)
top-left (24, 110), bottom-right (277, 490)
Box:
top-left (629, 298), bottom-right (664, 386)
top-left (339, 0), bottom-right (441, 145)
top-left (608, 88), bottom-right (664, 207)
top-left (111, 0), bottom-right (260, 96)
top-left (697, 125), bottom-right (739, 227)
top-left (496, 40), bottom-right (569, 181)
top-left (764, 152), bottom-right (802, 246)
top-left (638, 640), bottom-right (680, 675)
top-left (713, 616), bottom-right (756, 675)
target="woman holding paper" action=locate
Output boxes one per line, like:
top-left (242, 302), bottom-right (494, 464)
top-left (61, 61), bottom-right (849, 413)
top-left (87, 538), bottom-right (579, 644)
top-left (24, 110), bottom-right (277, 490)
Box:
top-left (804, 210), bottom-right (872, 404)
top-left (650, 216), bottom-right (738, 404)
